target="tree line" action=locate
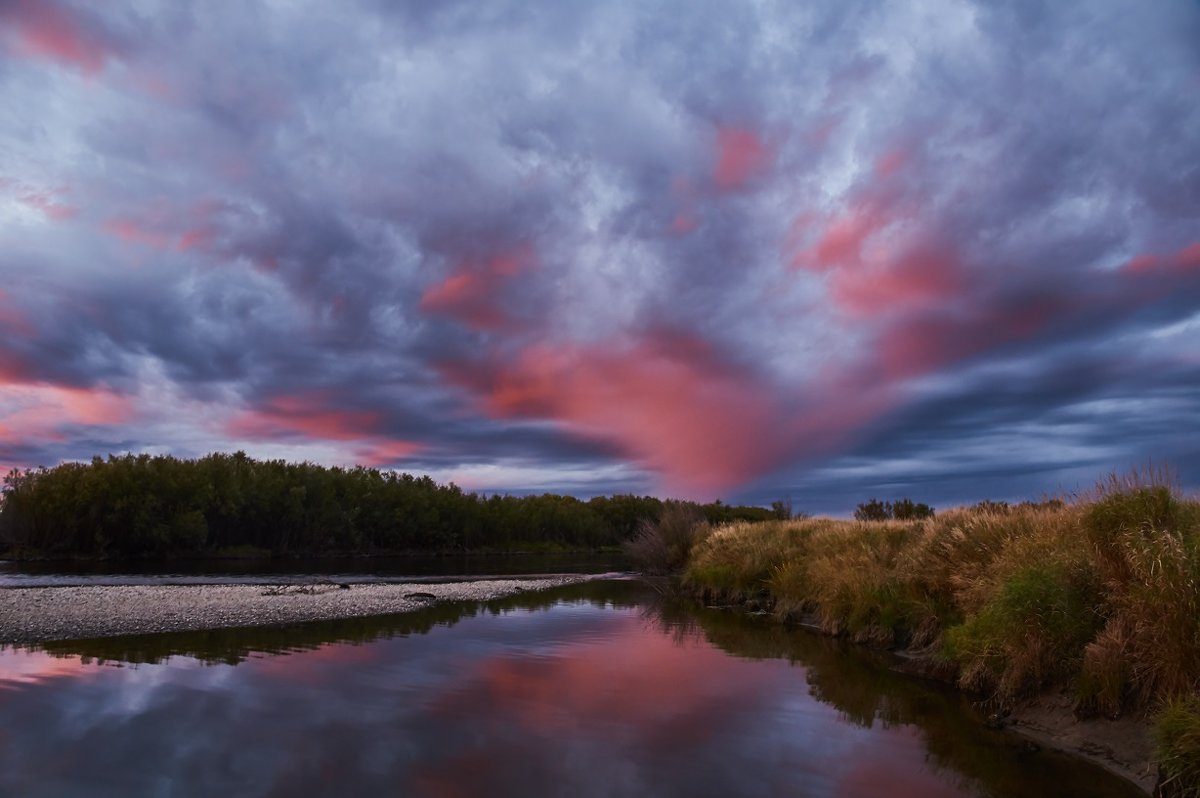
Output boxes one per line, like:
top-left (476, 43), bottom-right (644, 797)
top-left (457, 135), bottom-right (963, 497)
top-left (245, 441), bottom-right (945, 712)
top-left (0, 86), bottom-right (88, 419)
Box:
top-left (0, 452), bottom-right (781, 559)
top-left (853, 498), bottom-right (936, 521)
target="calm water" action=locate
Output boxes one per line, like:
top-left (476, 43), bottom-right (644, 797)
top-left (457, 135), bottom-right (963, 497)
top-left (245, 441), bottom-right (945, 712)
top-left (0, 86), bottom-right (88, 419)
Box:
top-left (0, 552), bottom-right (628, 587)
top-left (0, 580), bottom-right (1142, 798)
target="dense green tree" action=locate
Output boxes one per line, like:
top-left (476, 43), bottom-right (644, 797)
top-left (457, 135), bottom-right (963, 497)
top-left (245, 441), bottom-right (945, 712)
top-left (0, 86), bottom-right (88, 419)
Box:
top-left (854, 497), bottom-right (935, 522)
top-left (0, 453), bottom-right (776, 560)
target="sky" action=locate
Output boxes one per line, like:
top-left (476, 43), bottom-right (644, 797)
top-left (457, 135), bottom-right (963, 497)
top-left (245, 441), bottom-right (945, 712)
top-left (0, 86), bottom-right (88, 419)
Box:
top-left (1, 0), bottom-right (1198, 514)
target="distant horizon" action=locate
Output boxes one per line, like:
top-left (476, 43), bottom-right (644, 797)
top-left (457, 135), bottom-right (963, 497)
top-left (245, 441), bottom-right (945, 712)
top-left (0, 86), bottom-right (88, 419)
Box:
top-left (2, 1), bottom-right (1198, 511)
top-left (5, 448), bottom-right (1181, 520)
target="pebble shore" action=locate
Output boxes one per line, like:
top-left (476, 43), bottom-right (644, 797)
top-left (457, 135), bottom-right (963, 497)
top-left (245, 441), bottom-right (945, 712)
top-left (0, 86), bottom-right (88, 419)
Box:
top-left (0, 575), bottom-right (599, 644)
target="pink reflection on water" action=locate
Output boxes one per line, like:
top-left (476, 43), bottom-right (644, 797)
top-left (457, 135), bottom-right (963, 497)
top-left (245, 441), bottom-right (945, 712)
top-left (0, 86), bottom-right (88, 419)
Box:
top-left (0, 649), bottom-right (96, 688)
top-left (835, 724), bottom-right (966, 798)
top-left (0, 592), bottom-right (1136, 797)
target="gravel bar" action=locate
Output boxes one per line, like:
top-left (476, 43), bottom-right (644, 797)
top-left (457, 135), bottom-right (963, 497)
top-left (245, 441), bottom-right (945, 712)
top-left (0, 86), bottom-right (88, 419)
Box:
top-left (0, 575), bottom-right (602, 644)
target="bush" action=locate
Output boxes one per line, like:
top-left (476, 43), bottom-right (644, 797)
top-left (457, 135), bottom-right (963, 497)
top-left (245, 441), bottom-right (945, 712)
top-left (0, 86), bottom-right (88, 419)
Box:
top-left (1086, 478), bottom-right (1188, 581)
top-left (622, 502), bottom-right (709, 575)
top-left (854, 498), bottom-right (934, 521)
top-left (854, 499), bottom-right (891, 521)
top-left (945, 563), bottom-right (1103, 703)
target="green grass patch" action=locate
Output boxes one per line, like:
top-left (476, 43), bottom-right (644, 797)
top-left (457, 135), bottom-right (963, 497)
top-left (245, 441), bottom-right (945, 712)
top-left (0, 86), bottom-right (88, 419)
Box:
top-left (1157, 695), bottom-right (1200, 798)
top-left (944, 563), bottom-right (1103, 702)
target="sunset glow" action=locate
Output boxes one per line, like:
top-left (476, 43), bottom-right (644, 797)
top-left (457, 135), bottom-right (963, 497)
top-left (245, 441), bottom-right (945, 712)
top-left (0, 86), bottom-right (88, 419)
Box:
top-left (1, 0), bottom-right (1197, 511)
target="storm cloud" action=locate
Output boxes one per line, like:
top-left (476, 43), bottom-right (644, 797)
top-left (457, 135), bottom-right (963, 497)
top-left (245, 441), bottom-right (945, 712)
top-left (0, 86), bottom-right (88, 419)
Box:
top-left (2, 0), bottom-right (1198, 511)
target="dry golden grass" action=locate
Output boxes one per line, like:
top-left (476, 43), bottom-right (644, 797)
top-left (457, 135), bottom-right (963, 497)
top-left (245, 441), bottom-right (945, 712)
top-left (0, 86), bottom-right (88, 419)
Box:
top-left (680, 472), bottom-right (1200, 791)
top-left (682, 518), bottom-right (823, 596)
top-left (1157, 695), bottom-right (1200, 797)
top-left (684, 472), bottom-right (1199, 713)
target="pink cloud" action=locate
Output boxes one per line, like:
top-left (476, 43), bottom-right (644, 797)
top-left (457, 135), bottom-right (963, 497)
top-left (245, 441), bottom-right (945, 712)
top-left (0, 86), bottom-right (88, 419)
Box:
top-left (806, 205), bottom-right (886, 270)
top-left (18, 190), bottom-right (77, 222)
top-left (714, 127), bottom-right (771, 191)
top-left (227, 393), bottom-right (422, 465)
top-left (104, 217), bottom-right (174, 249)
top-left (476, 340), bottom-right (785, 494)
top-left (668, 212), bottom-right (697, 235)
top-left (55, 386), bottom-right (130, 426)
top-left (0, 383), bottom-right (133, 446)
top-left (420, 246), bottom-right (535, 331)
top-left (793, 191), bottom-right (968, 318)
top-left (99, 199), bottom-right (228, 261)
top-left (1122, 241), bottom-right (1200, 275)
top-left (830, 245), bottom-right (967, 317)
top-left (790, 169), bottom-right (1200, 401)
top-left (875, 147), bottom-right (910, 178)
top-left (103, 216), bottom-right (215, 253)
top-left (438, 330), bottom-right (884, 497)
top-left (1177, 242), bottom-right (1200, 270)
top-left (0, 0), bottom-right (116, 74)
top-left (228, 394), bottom-right (385, 442)
top-left (794, 193), bottom-right (908, 275)
top-left (356, 440), bottom-right (425, 468)
top-left (1123, 253), bottom-right (1160, 273)
top-left (866, 286), bottom-right (1089, 386)
top-left (852, 233), bottom-right (1200, 390)
top-left (177, 227), bottom-right (214, 252)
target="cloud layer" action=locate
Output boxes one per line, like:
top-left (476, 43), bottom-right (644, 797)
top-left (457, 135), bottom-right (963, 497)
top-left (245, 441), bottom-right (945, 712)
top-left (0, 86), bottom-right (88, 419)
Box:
top-left (1, 0), bottom-right (1198, 511)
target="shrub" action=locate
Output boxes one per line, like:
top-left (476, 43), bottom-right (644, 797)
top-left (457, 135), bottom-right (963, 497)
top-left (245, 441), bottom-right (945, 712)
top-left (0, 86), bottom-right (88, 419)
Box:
top-left (941, 562), bottom-right (1104, 703)
top-left (854, 499), bottom-right (891, 521)
top-left (623, 502), bottom-right (709, 575)
top-left (892, 498), bottom-right (935, 520)
top-left (854, 498), bottom-right (934, 521)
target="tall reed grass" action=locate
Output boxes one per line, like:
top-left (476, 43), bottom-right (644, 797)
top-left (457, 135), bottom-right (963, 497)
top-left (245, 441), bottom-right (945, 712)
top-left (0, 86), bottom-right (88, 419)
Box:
top-left (680, 472), bottom-right (1200, 791)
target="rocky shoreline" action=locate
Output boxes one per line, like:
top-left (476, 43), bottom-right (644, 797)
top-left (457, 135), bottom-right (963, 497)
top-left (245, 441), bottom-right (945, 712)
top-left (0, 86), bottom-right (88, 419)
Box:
top-left (0, 575), bottom-right (600, 644)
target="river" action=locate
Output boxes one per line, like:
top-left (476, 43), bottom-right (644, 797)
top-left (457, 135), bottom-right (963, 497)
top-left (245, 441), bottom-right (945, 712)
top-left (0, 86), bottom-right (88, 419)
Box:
top-left (0, 578), bottom-right (1143, 797)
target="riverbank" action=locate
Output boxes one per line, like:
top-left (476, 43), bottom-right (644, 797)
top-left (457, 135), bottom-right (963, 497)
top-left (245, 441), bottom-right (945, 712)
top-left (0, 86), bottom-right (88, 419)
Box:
top-left (673, 477), bottom-right (1200, 796)
top-left (0, 575), bottom-right (602, 644)
top-left (877, 626), bottom-right (1155, 791)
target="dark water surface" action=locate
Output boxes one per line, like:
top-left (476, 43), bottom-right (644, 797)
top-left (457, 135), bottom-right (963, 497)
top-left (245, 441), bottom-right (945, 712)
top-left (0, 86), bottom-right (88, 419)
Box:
top-left (0, 552), bottom-right (627, 587)
top-left (0, 580), bottom-right (1142, 798)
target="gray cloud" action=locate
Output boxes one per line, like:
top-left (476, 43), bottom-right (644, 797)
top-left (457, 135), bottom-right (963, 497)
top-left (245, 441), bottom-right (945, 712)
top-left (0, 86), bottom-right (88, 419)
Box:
top-left (0, 0), bottom-right (1197, 508)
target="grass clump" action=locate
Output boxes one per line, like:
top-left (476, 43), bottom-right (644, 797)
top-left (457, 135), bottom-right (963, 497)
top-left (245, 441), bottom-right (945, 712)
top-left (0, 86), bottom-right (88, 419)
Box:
top-left (789, 521), bottom-right (912, 643)
top-left (1157, 696), bottom-right (1200, 798)
top-left (683, 519), bottom-right (817, 597)
top-left (945, 562), bottom-right (1103, 701)
top-left (1078, 524), bottom-right (1200, 715)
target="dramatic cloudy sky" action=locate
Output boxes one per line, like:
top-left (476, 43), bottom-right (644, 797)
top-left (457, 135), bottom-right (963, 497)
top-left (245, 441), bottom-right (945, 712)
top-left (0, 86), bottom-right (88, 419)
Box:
top-left (1, 0), bottom-right (1198, 513)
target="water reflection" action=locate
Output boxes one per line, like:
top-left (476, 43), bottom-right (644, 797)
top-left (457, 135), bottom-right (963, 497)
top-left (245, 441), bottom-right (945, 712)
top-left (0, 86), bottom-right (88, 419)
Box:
top-left (0, 581), bottom-right (1142, 798)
